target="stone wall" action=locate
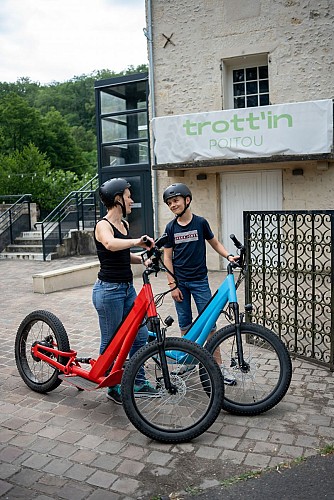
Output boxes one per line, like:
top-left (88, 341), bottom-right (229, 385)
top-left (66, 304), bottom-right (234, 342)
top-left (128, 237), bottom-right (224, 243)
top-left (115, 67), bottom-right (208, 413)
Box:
top-left (149, 0), bottom-right (333, 115)
top-left (147, 0), bottom-right (334, 269)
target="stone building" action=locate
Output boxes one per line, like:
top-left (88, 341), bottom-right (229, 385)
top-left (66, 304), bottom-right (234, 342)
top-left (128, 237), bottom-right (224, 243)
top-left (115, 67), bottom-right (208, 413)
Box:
top-left (145, 0), bottom-right (334, 269)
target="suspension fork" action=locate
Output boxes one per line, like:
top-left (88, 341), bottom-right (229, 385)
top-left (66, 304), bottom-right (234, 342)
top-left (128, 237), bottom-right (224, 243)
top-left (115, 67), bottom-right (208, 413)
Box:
top-left (230, 302), bottom-right (250, 372)
top-left (149, 317), bottom-right (176, 393)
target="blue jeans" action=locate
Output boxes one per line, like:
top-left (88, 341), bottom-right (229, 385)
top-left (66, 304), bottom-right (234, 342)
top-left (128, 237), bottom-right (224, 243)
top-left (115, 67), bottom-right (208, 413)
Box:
top-left (92, 280), bottom-right (148, 385)
top-left (175, 277), bottom-right (214, 332)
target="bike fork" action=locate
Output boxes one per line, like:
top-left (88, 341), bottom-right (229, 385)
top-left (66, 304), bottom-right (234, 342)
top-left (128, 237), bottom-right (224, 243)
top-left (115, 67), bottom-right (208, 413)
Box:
top-left (149, 317), bottom-right (175, 393)
top-left (230, 302), bottom-right (250, 372)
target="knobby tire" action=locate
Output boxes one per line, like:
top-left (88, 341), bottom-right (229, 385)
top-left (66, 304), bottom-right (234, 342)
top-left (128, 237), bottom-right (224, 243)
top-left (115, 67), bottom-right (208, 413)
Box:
top-left (121, 337), bottom-right (224, 443)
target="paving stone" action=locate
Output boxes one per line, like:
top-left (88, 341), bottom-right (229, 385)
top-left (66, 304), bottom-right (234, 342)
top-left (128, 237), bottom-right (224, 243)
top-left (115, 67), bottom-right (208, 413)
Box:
top-left (120, 444), bottom-right (148, 460)
top-left (195, 446), bottom-right (221, 460)
top-left (0, 479), bottom-right (13, 496)
top-left (10, 468), bottom-right (44, 487)
top-left (270, 431), bottom-right (295, 445)
top-left (76, 434), bottom-right (105, 448)
top-left (87, 490), bottom-right (121, 500)
top-left (10, 433), bottom-right (38, 448)
top-left (0, 429), bottom-right (18, 443)
top-left (27, 437), bottom-right (58, 454)
top-left (219, 424), bottom-right (247, 438)
top-left (295, 434), bottom-right (320, 448)
top-left (213, 435), bottom-right (240, 449)
top-left (43, 458), bottom-right (73, 475)
top-left (38, 425), bottom-right (65, 439)
top-left (21, 452), bottom-right (53, 470)
top-left (278, 444), bottom-right (305, 458)
top-left (2, 259), bottom-right (334, 500)
top-left (146, 450), bottom-right (173, 466)
top-left (0, 462), bottom-right (20, 479)
top-left (116, 458), bottom-right (145, 476)
top-left (64, 463), bottom-right (96, 481)
top-left (245, 428), bottom-right (270, 441)
top-left (243, 452), bottom-right (271, 468)
top-left (111, 477), bottom-right (141, 495)
top-left (56, 430), bottom-right (86, 444)
top-left (219, 449), bottom-right (246, 464)
top-left (70, 449), bottom-right (99, 464)
top-left (87, 470), bottom-right (118, 488)
top-left (49, 442), bottom-right (78, 458)
top-left (20, 421), bottom-right (48, 434)
top-left (0, 445), bottom-right (25, 462)
top-left (3, 416), bottom-right (27, 430)
top-left (91, 454), bottom-right (121, 471)
top-left (57, 480), bottom-right (94, 500)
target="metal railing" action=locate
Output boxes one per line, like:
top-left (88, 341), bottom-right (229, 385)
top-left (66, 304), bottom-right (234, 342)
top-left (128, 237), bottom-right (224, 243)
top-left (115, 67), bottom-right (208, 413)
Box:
top-left (0, 195), bottom-right (32, 253)
top-left (38, 175), bottom-right (99, 260)
top-left (244, 210), bottom-right (334, 371)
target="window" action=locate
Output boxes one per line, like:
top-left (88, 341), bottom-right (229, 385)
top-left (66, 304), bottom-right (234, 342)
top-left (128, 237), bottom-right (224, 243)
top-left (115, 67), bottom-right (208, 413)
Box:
top-left (97, 78), bottom-right (149, 167)
top-left (222, 54), bottom-right (270, 109)
top-left (233, 65), bottom-right (269, 108)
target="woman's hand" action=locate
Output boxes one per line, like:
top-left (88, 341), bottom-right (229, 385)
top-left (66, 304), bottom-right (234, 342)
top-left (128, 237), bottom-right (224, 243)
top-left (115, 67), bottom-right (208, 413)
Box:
top-left (137, 235), bottom-right (154, 249)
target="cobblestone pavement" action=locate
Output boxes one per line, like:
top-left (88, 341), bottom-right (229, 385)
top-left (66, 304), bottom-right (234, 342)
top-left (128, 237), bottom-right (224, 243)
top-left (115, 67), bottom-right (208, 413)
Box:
top-left (1, 257), bottom-right (334, 499)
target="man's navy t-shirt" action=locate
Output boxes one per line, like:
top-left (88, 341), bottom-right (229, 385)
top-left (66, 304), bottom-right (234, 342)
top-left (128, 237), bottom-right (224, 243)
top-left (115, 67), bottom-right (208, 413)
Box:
top-left (164, 214), bottom-right (214, 281)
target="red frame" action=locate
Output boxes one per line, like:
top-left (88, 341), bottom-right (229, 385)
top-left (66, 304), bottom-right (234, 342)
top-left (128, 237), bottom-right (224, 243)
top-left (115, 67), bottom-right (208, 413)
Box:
top-left (31, 283), bottom-right (156, 389)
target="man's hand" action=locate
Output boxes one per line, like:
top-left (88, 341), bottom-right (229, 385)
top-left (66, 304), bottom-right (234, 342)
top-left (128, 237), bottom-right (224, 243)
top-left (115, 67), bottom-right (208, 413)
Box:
top-left (171, 287), bottom-right (183, 302)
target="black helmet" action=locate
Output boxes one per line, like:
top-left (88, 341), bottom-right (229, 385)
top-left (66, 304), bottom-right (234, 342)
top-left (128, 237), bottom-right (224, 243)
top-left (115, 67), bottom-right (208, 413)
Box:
top-left (99, 178), bottom-right (131, 208)
top-left (163, 183), bottom-right (192, 204)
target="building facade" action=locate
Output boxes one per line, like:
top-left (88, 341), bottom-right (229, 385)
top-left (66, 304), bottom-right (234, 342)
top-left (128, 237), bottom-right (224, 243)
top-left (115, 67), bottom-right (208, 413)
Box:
top-left (145, 0), bottom-right (334, 269)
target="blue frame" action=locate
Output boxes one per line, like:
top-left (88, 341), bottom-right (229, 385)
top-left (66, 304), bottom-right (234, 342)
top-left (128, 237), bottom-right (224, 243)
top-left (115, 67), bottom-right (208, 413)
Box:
top-left (164, 273), bottom-right (238, 363)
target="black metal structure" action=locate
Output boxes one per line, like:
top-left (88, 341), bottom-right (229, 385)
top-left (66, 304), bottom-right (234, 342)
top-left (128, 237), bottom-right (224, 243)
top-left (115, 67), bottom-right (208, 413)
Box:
top-left (244, 211), bottom-right (334, 371)
top-left (94, 72), bottom-right (153, 238)
top-left (38, 175), bottom-right (99, 260)
top-left (0, 195), bottom-right (32, 253)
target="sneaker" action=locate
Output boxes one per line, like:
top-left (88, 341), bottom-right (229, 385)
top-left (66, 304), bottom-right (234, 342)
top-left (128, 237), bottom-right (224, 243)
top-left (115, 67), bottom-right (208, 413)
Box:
top-left (106, 385), bottom-right (122, 405)
top-left (134, 380), bottom-right (160, 397)
top-left (221, 367), bottom-right (237, 386)
top-left (171, 364), bottom-right (196, 376)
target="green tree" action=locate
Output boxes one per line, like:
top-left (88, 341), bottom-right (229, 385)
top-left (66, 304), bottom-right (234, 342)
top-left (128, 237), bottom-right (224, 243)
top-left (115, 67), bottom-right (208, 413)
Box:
top-left (0, 93), bottom-right (43, 152)
top-left (0, 144), bottom-right (84, 212)
top-left (38, 108), bottom-right (92, 175)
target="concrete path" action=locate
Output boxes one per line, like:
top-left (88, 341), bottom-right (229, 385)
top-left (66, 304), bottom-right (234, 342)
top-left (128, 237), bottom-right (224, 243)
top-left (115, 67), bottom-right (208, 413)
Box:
top-left (1, 257), bottom-right (333, 499)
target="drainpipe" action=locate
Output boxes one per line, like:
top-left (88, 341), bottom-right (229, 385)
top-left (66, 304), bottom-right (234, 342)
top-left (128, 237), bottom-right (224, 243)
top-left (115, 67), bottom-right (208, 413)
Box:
top-left (145, 0), bottom-right (159, 238)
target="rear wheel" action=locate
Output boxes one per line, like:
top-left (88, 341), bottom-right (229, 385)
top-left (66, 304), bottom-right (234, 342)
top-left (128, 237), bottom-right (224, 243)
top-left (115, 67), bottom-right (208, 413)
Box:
top-left (122, 337), bottom-right (224, 443)
top-left (205, 323), bottom-right (292, 415)
top-left (15, 310), bottom-right (70, 393)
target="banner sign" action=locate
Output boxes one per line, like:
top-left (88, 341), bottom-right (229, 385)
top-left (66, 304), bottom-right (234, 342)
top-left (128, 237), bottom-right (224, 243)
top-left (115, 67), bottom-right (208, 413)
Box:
top-left (152, 99), bottom-right (333, 164)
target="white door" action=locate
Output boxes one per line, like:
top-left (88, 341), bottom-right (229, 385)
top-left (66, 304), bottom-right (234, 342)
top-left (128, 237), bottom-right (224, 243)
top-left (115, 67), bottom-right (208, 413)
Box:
top-left (220, 170), bottom-right (282, 261)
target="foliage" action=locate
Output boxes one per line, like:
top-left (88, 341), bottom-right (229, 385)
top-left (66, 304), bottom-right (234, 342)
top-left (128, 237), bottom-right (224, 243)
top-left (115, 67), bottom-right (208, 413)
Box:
top-left (0, 64), bottom-right (148, 213)
top-left (0, 144), bottom-right (84, 211)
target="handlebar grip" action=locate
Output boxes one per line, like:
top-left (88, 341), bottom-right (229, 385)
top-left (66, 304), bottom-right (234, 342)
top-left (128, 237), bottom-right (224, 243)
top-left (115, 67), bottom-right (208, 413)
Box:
top-left (230, 234), bottom-right (243, 249)
top-left (142, 236), bottom-right (152, 247)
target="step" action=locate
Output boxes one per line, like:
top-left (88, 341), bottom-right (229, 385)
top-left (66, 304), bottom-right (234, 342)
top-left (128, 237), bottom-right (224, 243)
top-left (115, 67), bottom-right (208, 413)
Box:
top-left (21, 231), bottom-right (43, 238)
top-left (5, 244), bottom-right (43, 253)
top-left (33, 260), bottom-right (100, 293)
top-left (32, 259), bottom-right (143, 293)
top-left (13, 238), bottom-right (43, 245)
top-left (0, 252), bottom-right (57, 261)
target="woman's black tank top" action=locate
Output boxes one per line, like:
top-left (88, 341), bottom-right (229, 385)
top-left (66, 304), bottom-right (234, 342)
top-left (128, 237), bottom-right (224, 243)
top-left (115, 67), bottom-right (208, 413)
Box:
top-left (94, 219), bottom-right (133, 283)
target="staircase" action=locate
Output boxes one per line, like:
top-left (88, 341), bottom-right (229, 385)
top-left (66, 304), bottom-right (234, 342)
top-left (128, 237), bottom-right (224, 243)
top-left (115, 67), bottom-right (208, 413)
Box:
top-left (0, 230), bottom-right (58, 261)
top-left (1, 174), bottom-right (99, 261)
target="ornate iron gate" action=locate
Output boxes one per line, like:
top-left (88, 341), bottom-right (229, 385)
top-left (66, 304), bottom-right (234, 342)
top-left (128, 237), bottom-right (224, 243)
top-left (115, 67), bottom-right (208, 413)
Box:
top-left (244, 211), bottom-right (334, 371)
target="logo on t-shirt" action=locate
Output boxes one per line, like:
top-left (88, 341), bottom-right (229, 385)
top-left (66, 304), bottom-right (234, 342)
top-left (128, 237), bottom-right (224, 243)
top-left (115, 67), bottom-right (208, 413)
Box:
top-left (174, 230), bottom-right (198, 244)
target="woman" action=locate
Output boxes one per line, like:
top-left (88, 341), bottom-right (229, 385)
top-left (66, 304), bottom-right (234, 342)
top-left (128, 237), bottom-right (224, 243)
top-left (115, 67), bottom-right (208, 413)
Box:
top-left (92, 177), bottom-right (158, 404)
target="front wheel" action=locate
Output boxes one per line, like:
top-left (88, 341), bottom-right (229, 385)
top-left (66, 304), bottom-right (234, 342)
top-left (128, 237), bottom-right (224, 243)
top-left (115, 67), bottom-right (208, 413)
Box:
top-left (15, 310), bottom-right (70, 393)
top-left (121, 337), bottom-right (224, 443)
top-left (205, 323), bottom-right (292, 416)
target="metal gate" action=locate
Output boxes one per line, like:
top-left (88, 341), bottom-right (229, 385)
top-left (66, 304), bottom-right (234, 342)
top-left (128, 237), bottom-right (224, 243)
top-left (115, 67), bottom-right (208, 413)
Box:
top-left (244, 211), bottom-right (334, 371)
